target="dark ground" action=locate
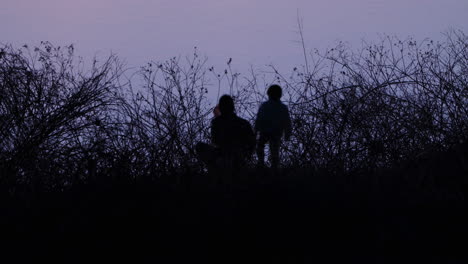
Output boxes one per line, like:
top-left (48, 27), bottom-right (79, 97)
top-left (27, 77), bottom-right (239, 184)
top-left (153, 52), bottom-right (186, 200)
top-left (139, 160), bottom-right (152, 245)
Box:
top-left (1, 166), bottom-right (466, 263)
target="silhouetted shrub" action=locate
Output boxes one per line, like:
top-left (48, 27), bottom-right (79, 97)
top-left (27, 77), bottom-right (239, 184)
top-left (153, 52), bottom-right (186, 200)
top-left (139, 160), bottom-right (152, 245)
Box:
top-left (0, 42), bottom-right (124, 191)
top-left (274, 30), bottom-right (468, 172)
top-left (0, 30), bottom-right (467, 191)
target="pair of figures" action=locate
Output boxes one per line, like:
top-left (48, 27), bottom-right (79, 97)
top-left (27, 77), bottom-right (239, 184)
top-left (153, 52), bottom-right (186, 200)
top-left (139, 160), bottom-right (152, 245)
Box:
top-left (196, 84), bottom-right (292, 170)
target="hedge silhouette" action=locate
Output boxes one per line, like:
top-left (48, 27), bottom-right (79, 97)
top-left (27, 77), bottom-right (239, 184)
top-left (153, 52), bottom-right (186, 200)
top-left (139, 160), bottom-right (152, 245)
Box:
top-left (0, 30), bottom-right (467, 192)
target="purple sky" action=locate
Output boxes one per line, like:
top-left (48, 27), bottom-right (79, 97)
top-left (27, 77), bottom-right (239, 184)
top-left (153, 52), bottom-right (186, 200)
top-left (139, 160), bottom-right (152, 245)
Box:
top-left (2, 0), bottom-right (467, 74)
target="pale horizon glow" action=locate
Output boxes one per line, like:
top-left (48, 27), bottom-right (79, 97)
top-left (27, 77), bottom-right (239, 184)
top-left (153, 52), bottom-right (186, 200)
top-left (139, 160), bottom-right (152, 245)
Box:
top-left (2, 0), bottom-right (467, 74)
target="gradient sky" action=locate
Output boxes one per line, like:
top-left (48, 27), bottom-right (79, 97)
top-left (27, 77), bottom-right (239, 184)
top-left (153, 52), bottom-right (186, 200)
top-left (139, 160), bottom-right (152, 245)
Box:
top-left (2, 0), bottom-right (467, 74)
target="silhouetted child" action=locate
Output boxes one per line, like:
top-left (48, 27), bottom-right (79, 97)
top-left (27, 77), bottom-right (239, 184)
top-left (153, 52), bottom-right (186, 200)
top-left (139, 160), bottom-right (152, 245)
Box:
top-left (255, 85), bottom-right (292, 168)
top-left (196, 95), bottom-right (255, 178)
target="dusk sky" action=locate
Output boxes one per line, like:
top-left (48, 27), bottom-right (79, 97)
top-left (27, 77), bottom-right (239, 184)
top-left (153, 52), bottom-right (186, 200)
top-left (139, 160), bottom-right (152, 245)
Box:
top-left (2, 0), bottom-right (467, 74)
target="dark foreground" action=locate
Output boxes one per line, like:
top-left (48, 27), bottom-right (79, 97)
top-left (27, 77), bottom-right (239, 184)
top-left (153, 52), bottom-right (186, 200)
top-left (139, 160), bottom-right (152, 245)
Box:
top-left (1, 167), bottom-right (466, 263)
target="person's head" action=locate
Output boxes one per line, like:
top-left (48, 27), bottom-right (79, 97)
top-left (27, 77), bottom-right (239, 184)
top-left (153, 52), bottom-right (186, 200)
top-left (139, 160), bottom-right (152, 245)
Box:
top-left (218, 94), bottom-right (235, 114)
top-left (267, 84), bottom-right (282, 100)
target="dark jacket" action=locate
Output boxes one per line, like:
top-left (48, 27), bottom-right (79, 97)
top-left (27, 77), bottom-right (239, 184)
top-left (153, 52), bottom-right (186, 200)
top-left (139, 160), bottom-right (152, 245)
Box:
top-left (254, 99), bottom-right (292, 139)
top-left (211, 113), bottom-right (255, 156)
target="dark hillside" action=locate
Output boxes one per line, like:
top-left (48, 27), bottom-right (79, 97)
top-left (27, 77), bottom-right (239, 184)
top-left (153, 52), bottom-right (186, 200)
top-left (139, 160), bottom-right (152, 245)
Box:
top-left (1, 142), bottom-right (466, 262)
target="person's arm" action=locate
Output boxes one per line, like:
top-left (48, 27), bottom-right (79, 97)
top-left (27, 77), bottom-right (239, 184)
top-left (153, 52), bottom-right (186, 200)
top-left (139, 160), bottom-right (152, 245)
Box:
top-left (284, 106), bottom-right (292, 141)
top-left (254, 103), bottom-right (265, 135)
top-left (245, 121), bottom-right (256, 154)
top-left (211, 119), bottom-right (220, 146)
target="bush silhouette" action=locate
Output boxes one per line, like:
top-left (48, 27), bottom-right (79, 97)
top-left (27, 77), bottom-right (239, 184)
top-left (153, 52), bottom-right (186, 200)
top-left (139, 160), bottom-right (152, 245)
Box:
top-left (0, 30), bottom-right (467, 192)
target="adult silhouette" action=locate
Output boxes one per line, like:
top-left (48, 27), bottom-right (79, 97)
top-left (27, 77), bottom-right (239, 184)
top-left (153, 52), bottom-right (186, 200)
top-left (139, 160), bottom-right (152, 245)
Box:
top-left (196, 95), bottom-right (255, 175)
top-left (255, 84), bottom-right (292, 168)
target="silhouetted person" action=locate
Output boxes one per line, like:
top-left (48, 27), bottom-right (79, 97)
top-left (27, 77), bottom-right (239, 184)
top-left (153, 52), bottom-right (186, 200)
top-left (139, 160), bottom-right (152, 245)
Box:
top-left (196, 95), bottom-right (255, 175)
top-left (255, 84), bottom-right (292, 168)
